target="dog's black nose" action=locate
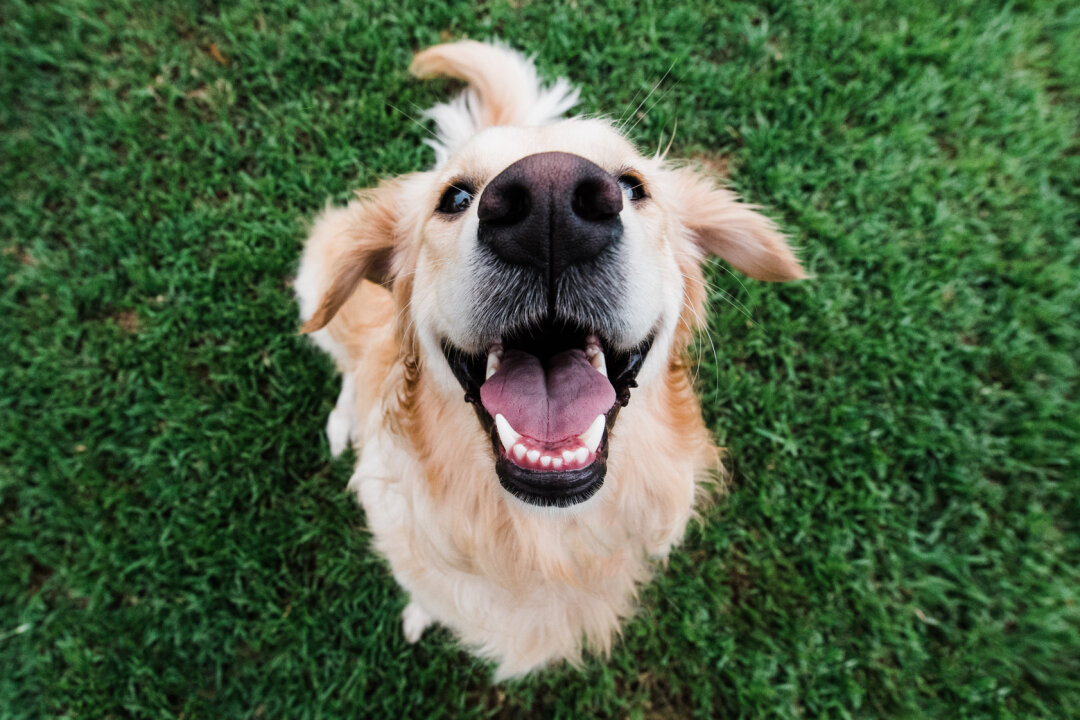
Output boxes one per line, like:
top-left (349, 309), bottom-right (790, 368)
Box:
top-left (477, 152), bottom-right (623, 279)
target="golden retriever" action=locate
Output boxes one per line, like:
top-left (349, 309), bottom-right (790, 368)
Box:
top-left (294, 40), bottom-right (805, 678)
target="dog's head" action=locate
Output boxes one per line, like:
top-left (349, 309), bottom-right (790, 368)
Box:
top-left (302, 41), bottom-right (805, 508)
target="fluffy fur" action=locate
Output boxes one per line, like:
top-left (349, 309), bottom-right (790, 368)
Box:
top-left (294, 40), bottom-right (805, 679)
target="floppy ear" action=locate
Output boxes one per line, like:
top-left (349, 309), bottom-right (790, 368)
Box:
top-left (299, 179), bottom-right (404, 334)
top-left (674, 168), bottom-right (807, 282)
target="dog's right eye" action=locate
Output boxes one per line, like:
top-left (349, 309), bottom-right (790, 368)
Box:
top-left (618, 174), bottom-right (647, 202)
top-left (436, 184), bottom-right (474, 215)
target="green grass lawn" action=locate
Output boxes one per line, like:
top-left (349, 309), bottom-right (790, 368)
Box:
top-left (3, 0), bottom-right (1078, 717)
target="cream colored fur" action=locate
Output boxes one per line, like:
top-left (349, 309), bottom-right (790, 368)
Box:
top-left (294, 40), bottom-right (804, 679)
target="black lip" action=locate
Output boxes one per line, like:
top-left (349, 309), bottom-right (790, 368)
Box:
top-left (490, 431), bottom-right (610, 507)
top-left (442, 325), bottom-right (652, 507)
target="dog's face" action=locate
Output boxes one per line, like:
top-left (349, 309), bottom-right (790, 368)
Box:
top-left (304, 113), bottom-right (804, 510)
top-left (410, 119), bottom-right (685, 507)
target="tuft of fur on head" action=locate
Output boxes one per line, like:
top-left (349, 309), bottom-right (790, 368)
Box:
top-left (410, 40), bottom-right (580, 165)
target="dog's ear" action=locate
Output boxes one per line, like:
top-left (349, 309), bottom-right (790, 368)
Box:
top-left (299, 180), bottom-right (404, 334)
top-left (674, 168), bottom-right (806, 282)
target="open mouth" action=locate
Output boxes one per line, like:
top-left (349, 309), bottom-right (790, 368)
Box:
top-left (442, 320), bottom-right (651, 507)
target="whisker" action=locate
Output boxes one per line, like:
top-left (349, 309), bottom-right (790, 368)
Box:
top-left (617, 58), bottom-right (677, 132)
top-left (388, 257), bottom-right (453, 284)
top-left (679, 271), bottom-right (755, 324)
top-left (681, 297), bottom-right (720, 396)
top-left (617, 86), bottom-right (646, 128)
top-left (709, 260), bottom-right (754, 306)
top-left (659, 118), bottom-right (678, 160)
top-left (654, 128), bottom-right (667, 160)
top-left (624, 75), bottom-right (682, 138)
top-left (394, 282), bottom-right (436, 342)
top-left (387, 102), bottom-right (440, 142)
top-left (677, 309), bottom-right (703, 388)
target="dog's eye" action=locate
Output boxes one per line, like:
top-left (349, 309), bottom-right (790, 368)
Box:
top-left (618, 175), bottom-right (647, 202)
top-left (436, 184), bottom-right (474, 215)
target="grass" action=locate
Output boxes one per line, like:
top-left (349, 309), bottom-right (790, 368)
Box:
top-left (2, 0), bottom-right (1078, 717)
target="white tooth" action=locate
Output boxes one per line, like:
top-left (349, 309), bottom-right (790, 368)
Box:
top-left (574, 447), bottom-right (589, 464)
top-left (552, 458), bottom-right (563, 469)
top-left (585, 337), bottom-right (607, 376)
top-left (494, 414), bottom-right (520, 452)
top-left (562, 450), bottom-right (575, 465)
top-left (485, 341), bottom-right (504, 379)
top-left (591, 351), bottom-right (607, 376)
top-left (578, 414), bottom-right (605, 454)
top-left (513, 444), bottom-right (527, 461)
top-left (526, 450), bottom-right (540, 463)
top-left (540, 455), bottom-right (551, 468)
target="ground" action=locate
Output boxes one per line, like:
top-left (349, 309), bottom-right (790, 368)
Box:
top-left (1, 0), bottom-right (1078, 717)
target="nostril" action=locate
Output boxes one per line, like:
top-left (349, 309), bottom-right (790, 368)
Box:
top-left (571, 178), bottom-right (623, 222)
top-left (478, 183), bottom-right (531, 226)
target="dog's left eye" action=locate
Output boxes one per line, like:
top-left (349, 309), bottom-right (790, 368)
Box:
top-left (618, 175), bottom-right (647, 202)
top-left (436, 184), bottom-right (474, 215)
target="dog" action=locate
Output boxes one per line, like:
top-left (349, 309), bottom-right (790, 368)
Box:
top-left (294, 40), bottom-right (805, 678)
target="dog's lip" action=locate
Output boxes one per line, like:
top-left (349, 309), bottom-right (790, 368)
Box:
top-left (494, 448), bottom-right (607, 506)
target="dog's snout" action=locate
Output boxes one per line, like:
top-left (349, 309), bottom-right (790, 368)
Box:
top-left (478, 152), bottom-right (623, 278)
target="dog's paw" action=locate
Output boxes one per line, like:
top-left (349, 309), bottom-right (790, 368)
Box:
top-left (326, 374), bottom-right (356, 458)
top-left (402, 601), bottom-right (434, 644)
top-left (326, 407), bottom-right (351, 457)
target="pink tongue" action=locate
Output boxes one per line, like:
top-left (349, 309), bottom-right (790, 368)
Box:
top-left (480, 349), bottom-right (616, 443)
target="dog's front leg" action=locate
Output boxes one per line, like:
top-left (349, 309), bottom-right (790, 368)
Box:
top-left (326, 372), bottom-right (356, 457)
top-left (401, 600), bottom-right (434, 643)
